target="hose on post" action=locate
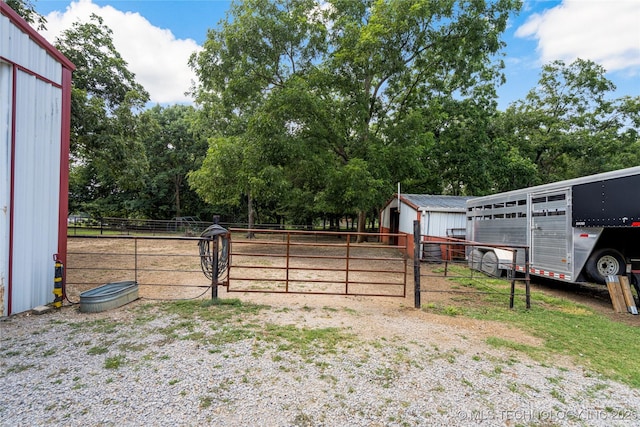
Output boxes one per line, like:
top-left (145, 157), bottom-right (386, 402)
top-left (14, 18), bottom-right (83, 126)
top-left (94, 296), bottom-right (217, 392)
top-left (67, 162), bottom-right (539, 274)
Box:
top-left (199, 224), bottom-right (230, 281)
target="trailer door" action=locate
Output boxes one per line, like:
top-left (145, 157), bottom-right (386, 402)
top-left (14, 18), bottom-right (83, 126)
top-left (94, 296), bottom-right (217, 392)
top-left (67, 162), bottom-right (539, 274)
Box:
top-left (530, 190), bottom-right (572, 276)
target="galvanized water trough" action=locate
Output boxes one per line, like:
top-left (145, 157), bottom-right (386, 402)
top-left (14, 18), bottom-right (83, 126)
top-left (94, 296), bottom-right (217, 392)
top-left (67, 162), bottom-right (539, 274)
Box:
top-left (79, 280), bottom-right (139, 313)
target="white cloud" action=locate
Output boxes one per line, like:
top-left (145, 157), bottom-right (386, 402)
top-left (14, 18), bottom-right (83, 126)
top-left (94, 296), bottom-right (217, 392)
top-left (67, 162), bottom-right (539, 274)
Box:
top-left (41, 0), bottom-right (201, 104)
top-left (515, 0), bottom-right (640, 73)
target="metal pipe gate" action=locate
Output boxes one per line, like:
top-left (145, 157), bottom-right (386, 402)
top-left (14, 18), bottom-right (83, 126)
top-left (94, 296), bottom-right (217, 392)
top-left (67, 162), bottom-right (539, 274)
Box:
top-left (224, 229), bottom-right (408, 297)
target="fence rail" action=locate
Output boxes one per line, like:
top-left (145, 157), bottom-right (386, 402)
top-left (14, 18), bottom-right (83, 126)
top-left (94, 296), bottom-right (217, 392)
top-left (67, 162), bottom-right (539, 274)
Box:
top-left (65, 230), bottom-right (408, 301)
top-left (65, 235), bottom-right (216, 301)
top-left (65, 224), bottom-right (530, 310)
top-left (412, 220), bottom-right (531, 309)
top-left (67, 217), bottom-right (381, 237)
top-left (225, 229), bottom-right (408, 297)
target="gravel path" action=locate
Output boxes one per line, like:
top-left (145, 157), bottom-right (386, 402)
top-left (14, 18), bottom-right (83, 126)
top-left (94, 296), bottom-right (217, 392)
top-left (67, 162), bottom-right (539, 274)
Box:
top-left (1, 294), bottom-right (639, 427)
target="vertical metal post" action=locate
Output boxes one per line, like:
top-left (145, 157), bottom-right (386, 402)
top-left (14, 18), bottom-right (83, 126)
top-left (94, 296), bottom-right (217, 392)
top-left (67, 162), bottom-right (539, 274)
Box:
top-left (285, 232), bottom-right (290, 293)
top-left (212, 236), bottom-right (219, 300)
top-left (509, 249), bottom-right (517, 309)
top-left (413, 220), bottom-right (421, 309)
top-left (345, 234), bottom-right (351, 295)
top-left (525, 247), bottom-right (531, 309)
top-left (134, 238), bottom-right (138, 284)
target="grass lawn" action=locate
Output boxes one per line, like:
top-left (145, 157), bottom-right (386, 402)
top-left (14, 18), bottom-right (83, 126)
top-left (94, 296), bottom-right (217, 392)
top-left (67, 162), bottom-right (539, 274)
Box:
top-left (422, 268), bottom-right (640, 388)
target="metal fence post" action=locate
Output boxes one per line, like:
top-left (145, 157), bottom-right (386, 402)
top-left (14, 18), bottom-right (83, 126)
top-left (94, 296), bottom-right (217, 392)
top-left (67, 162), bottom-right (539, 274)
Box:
top-left (212, 235), bottom-right (219, 301)
top-left (509, 249), bottom-right (517, 309)
top-left (134, 238), bottom-right (138, 285)
top-left (525, 247), bottom-right (531, 309)
top-left (414, 220), bottom-right (421, 309)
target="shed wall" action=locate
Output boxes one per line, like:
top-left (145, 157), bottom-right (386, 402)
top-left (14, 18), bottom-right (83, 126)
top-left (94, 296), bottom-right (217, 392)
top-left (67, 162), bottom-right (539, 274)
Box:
top-left (398, 201), bottom-right (418, 235)
top-left (379, 198), bottom-right (396, 230)
top-left (381, 198), bottom-right (466, 237)
top-left (420, 211), bottom-right (467, 238)
top-left (10, 70), bottom-right (62, 313)
top-left (1, 12), bottom-right (62, 85)
top-left (1, 3), bottom-right (73, 315)
top-left (0, 62), bottom-right (10, 314)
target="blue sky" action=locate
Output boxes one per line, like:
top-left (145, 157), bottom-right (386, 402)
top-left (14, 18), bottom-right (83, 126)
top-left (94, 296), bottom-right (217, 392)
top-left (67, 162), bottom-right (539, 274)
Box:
top-left (34, 0), bottom-right (640, 109)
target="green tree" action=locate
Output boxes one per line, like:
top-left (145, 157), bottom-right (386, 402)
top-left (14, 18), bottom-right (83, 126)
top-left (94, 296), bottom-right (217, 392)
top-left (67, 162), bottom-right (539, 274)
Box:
top-left (190, 0), bottom-right (520, 234)
top-left (500, 59), bottom-right (640, 184)
top-left (55, 14), bottom-right (150, 217)
top-left (139, 105), bottom-right (209, 219)
top-left (6, 0), bottom-right (47, 30)
top-left (56, 14), bottom-right (148, 113)
top-left (188, 132), bottom-right (293, 230)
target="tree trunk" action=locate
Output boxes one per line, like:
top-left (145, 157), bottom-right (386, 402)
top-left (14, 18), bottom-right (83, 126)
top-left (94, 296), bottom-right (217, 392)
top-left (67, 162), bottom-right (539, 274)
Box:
top-left (247, 191), bottom-right (255, 239)
top-left (174, 176), bottom-right (182, 218)
top-left (357, 210), bottom-right (367, 243)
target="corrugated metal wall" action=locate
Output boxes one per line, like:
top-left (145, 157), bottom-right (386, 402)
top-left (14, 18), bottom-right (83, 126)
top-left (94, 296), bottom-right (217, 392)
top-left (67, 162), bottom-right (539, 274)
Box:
top-left (1, 12), bottom-right (62, 83)
top-left (421, 211), bottom-right (467, 238)
top-left (380, 197), bottom-right (467, 239)
top-left (0, 62), bottom-right (11, 315)
top-left (11, 71), bottom-right (62, 313)
top-left (1, 5), bottom-right (65, 315)
top-left (398, 200), bottom-right (418, 235)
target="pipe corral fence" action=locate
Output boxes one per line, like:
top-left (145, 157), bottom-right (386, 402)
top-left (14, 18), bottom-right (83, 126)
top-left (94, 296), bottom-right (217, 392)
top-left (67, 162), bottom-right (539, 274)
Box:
top-left (64, 223), bottom-right (531, 310)
top-left (413, 221), bottom-right (531, 310)
top-left (224, 228), bottom-right (408, 297)
top-left (65, 229), bottom-right (409, 302)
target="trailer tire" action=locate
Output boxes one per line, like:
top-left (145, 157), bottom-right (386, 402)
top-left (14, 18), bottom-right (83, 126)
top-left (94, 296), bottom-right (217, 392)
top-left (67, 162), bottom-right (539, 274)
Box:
top-left (585, 248), bottom-right (626, 284)
top-left (481, 251), bottom-right (500, 277)
top-left (469, 249), bottom-right (484, 271)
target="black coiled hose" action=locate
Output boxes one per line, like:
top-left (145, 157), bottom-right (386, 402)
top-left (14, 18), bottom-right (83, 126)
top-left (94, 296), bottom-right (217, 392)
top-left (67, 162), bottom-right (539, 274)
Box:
top-left (199, 224), bottom-right (231, 281)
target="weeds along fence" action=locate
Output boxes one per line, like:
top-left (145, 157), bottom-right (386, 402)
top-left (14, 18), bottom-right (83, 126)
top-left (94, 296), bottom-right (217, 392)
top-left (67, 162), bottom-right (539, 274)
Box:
top-left (412, 221), bottom-right (531, 310)
top-left (65, 230), bottom-right (408, 302)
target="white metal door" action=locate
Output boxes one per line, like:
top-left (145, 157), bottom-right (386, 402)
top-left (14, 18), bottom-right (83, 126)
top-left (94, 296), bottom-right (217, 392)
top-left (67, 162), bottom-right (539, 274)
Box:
top-left (529, 189), bottom-right (571, 274)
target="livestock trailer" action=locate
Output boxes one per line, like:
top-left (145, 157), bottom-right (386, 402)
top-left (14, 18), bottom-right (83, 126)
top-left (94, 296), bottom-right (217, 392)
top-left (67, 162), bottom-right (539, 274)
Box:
top-left (466, 167), bottom-right (640, 286)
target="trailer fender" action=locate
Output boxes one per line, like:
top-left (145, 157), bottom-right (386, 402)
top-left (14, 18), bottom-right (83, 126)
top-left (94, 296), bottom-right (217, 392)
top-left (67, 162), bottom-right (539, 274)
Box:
top-left (470, 248), bottom-right (513, 277)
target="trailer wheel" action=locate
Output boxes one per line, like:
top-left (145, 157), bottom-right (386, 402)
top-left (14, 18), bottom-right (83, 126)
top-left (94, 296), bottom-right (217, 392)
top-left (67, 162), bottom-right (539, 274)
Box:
top-left (469, 249), bottom-right (484, 271)
top-left (585, 249), bottom-right (626, 284)
top-left (481, 251), bottom-right (500, 277)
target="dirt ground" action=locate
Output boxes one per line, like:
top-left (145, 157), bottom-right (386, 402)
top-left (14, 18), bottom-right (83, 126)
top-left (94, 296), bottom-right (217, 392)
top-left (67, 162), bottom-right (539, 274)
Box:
top-left (65, 235), bottom-right (640, 331)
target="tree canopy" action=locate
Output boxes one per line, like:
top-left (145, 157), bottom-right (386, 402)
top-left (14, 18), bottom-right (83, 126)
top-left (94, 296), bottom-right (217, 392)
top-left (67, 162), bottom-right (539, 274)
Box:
top-left (6, 0), bottom-right (47, 30)
top-left (55, 14), bottom-right (151, 218)
top-left (495, 59), bottom-right (640, 185)
top-left (10, 0), bottom-right (638, 228)
top-left (189, 0), bottom-right (522, 233)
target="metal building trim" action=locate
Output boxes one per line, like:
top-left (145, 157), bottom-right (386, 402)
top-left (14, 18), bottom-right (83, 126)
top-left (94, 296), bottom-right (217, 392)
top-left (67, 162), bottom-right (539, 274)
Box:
top-left (1, 3), bottom-right (74, 315)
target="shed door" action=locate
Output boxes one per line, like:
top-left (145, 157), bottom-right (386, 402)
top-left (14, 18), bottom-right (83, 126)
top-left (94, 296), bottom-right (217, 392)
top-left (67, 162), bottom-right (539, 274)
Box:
top-left (529, 190), bottom-right (571, 273)
top-left (389, 208), bottom-right (399, 245)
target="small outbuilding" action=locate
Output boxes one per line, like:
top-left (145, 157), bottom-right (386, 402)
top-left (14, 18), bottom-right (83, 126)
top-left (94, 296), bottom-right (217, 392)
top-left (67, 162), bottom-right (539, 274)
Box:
top-left (379, 193), bottom-right (474, 257)
top-left (1, 3), bottom-right (74, 315)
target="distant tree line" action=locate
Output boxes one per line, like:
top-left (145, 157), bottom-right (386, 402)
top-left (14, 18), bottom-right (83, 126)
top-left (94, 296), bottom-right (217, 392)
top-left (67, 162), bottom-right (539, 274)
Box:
top-left (10, 0), bottom-right (640, 230)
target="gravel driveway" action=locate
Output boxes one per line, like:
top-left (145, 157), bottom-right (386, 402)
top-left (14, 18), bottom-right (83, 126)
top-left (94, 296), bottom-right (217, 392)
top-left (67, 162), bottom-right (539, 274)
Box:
top-left (1, 291), bottom-right (639, 427)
